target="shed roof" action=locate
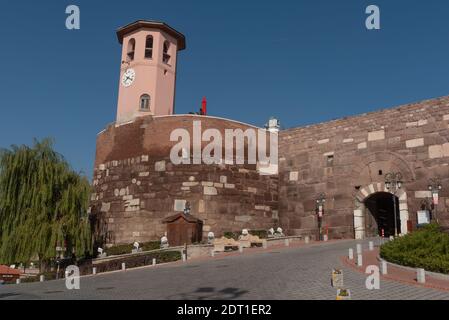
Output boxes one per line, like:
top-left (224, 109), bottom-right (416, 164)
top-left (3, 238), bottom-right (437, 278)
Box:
top-left (162, 213), bottom-right (202, 223)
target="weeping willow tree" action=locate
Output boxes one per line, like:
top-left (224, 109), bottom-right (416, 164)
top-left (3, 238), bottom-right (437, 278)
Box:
top-left (0, 138), bottom-right (92, 268)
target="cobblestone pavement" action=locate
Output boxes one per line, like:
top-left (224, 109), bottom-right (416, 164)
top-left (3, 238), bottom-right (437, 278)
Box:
top-left (1, 239), bottom-right (449, 300)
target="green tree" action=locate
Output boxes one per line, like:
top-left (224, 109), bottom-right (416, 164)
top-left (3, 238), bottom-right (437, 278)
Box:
top-left (0, 138), bottom-right (92, 269)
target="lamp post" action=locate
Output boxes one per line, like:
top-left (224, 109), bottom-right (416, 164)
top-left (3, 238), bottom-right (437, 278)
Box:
top-left (385, 172), bottom-right (403, 237)
top-left (316, 193), bottom-right (326, 241)
top-left (428, 178), bottom-right (442, 224)
top-left (184, 201), bottom-right (191, 215)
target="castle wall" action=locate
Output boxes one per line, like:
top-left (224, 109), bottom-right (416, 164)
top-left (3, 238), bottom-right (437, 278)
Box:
top-left (91, 115), bottom-right (278, 246)
top-left (92, 96), bottom-right (449, 245)
top-left (278, 96), bottom-right (449, 239)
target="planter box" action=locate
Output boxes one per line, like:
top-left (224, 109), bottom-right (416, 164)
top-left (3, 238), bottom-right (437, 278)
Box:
top-left (336, 289), bottom-right (351, 300)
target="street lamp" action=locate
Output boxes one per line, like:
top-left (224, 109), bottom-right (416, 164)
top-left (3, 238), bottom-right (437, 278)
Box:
top-left (184, 201), bottom-right (191, 215)
top-left (316, 193), bottom-right (326, 241)
top-left (428, 178), bottom-right (442, 224)
top-left (385, 172), bottom-right (403, 237)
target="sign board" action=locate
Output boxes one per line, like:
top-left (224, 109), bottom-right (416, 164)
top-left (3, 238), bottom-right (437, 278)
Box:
top-left (432, 192), bottom-right (439, 205)
top-left (417, 210), bottom-right (430, 225)
top-left (318, 205), bottom-right (323, 218)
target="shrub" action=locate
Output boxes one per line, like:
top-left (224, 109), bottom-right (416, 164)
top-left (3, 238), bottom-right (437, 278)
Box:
top-left (105, 244), bottom-right (133, 256)
top-left (223, 231), bottom-right (239, 240)
top-left (380, 224), bottom-right (449, 274)
top-left (94, 250), bottom-right (181, 274)
top-left (223, 230), bottom-right (268, 240)
top-left (105, 241), bottom-right (161, 256)
top-left (249, 229), bottom-right (268, 239)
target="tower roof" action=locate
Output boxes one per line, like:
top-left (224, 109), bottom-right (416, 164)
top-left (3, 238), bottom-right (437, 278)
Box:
top-left (116, 20), bottom-right (186, 50)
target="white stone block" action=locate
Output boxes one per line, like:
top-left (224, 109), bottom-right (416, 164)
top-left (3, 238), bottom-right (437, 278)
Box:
top-left (247, 187), bottom-right (257, 193)
top-left (418, 119), bottom-right (428, 126)
top-left (220, 176), bottom-right (227, 184)
top-left (225, 183), bottom-right (235, 189)
top-left (406, 138), bottom-right (424, 148)
top-left (415, 191), bottom-right (432, 198)
top-left (443, 143), bottom-right (449, 158)
top-left (174, 199), bottom-right (187, 211)
top-left (358, 142), bottom-right (367, 149)
top-left (429, 145), bottom-right (443, 159)
top-left (356, 244), bottom-right (362, 255)
top-left (369, 241), bottom-right (374, 251)
top-left (289, 171), bottom-right (299, 181)
top-left (155, 160), bottom-right (166, 172)
top-left (343, 138), bottom-right (354, 143)
top-left (203, 186), bottom-right (218, 196)
top-left (122, 263), bottom-right (126, 271)
top-left (368, 130), bottom-right (385, 141)
top-left (101, 202), bottom-right (110, 212)
top-left (348, 248), bottom-right (354, 260)
top-left (318, 139), bottom-right (329, 144)
top-left (139, 172), bottom-right (150, 177)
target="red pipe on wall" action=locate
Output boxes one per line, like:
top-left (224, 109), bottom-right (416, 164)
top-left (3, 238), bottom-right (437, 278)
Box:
top-left (201, 97), bottom-right (207, 115)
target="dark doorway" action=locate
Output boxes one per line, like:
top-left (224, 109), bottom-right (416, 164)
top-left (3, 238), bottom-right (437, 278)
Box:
top-left (364, 192), bottom-right (400, 237)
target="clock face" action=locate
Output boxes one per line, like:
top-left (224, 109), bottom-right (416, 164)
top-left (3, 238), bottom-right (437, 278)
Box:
top-left (121, 68), bottom-right (136, 87)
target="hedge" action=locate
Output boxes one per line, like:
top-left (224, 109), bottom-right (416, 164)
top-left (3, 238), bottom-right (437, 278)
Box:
top-left (93, 251), bottom-right (181, 273)
top-left (380, 224), bottom-right (449, 274)
top-left (105, 241), bottom-right (160, 256)
top-left (223, 229), bottom-right (268, 240)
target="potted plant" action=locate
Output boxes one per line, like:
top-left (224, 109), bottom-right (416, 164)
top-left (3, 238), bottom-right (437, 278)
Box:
top-left (336, 289), bottom-right (351, 300)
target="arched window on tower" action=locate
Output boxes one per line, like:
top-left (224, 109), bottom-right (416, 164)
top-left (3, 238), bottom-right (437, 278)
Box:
top-left (145, 36), bottom-right (153, 59)
top-left (163, 40), bottom-right (171, 64)
top-left (127, 38), bottom-right (136, 62)
top-left (140, 94), bottom-right (151, 111)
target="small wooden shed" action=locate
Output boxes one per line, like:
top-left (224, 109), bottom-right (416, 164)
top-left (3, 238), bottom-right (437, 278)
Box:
top-left (162, 213), bottom-right (203, 246)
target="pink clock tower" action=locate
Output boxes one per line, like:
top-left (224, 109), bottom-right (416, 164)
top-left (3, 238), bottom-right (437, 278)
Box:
top-left (115, 20), bottom-right (186, 124)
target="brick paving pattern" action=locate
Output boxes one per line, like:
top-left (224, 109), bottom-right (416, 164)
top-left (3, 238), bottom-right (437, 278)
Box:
top-left (0, 240), bottom-right (448, 300)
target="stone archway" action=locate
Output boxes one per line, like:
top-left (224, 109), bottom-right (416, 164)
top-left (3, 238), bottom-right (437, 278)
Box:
top-left (350, 151), bottom-right (414, 239)
top-left (353, 182), bottom-right (409, 239)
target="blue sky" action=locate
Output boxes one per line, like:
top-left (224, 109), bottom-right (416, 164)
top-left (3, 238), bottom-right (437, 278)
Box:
top-left (1, 0), bottom-right (449, 175)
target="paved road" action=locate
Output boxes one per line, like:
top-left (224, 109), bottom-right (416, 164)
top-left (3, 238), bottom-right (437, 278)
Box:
top-left (1, 239), bottom-right (448, 300)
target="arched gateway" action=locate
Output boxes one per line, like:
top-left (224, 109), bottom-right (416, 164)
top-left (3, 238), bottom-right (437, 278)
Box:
top-left (353, 183), bottom-right (409, 239)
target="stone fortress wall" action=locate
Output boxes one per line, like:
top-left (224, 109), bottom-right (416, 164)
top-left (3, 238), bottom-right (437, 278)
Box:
top-left (91, 96), bottom-right (449, 246)
top-left (279, 95), bottom-right (449, 239)
top-left (91, 115), bottom-right (279, 245)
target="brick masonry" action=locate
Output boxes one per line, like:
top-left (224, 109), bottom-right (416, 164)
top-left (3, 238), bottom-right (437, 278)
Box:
top-left (92, 96), bottom-right (449, 245)
top-left (91, 115), bottom-right (278, 245)
top-left (279, 96), bottom-right (449, 239)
